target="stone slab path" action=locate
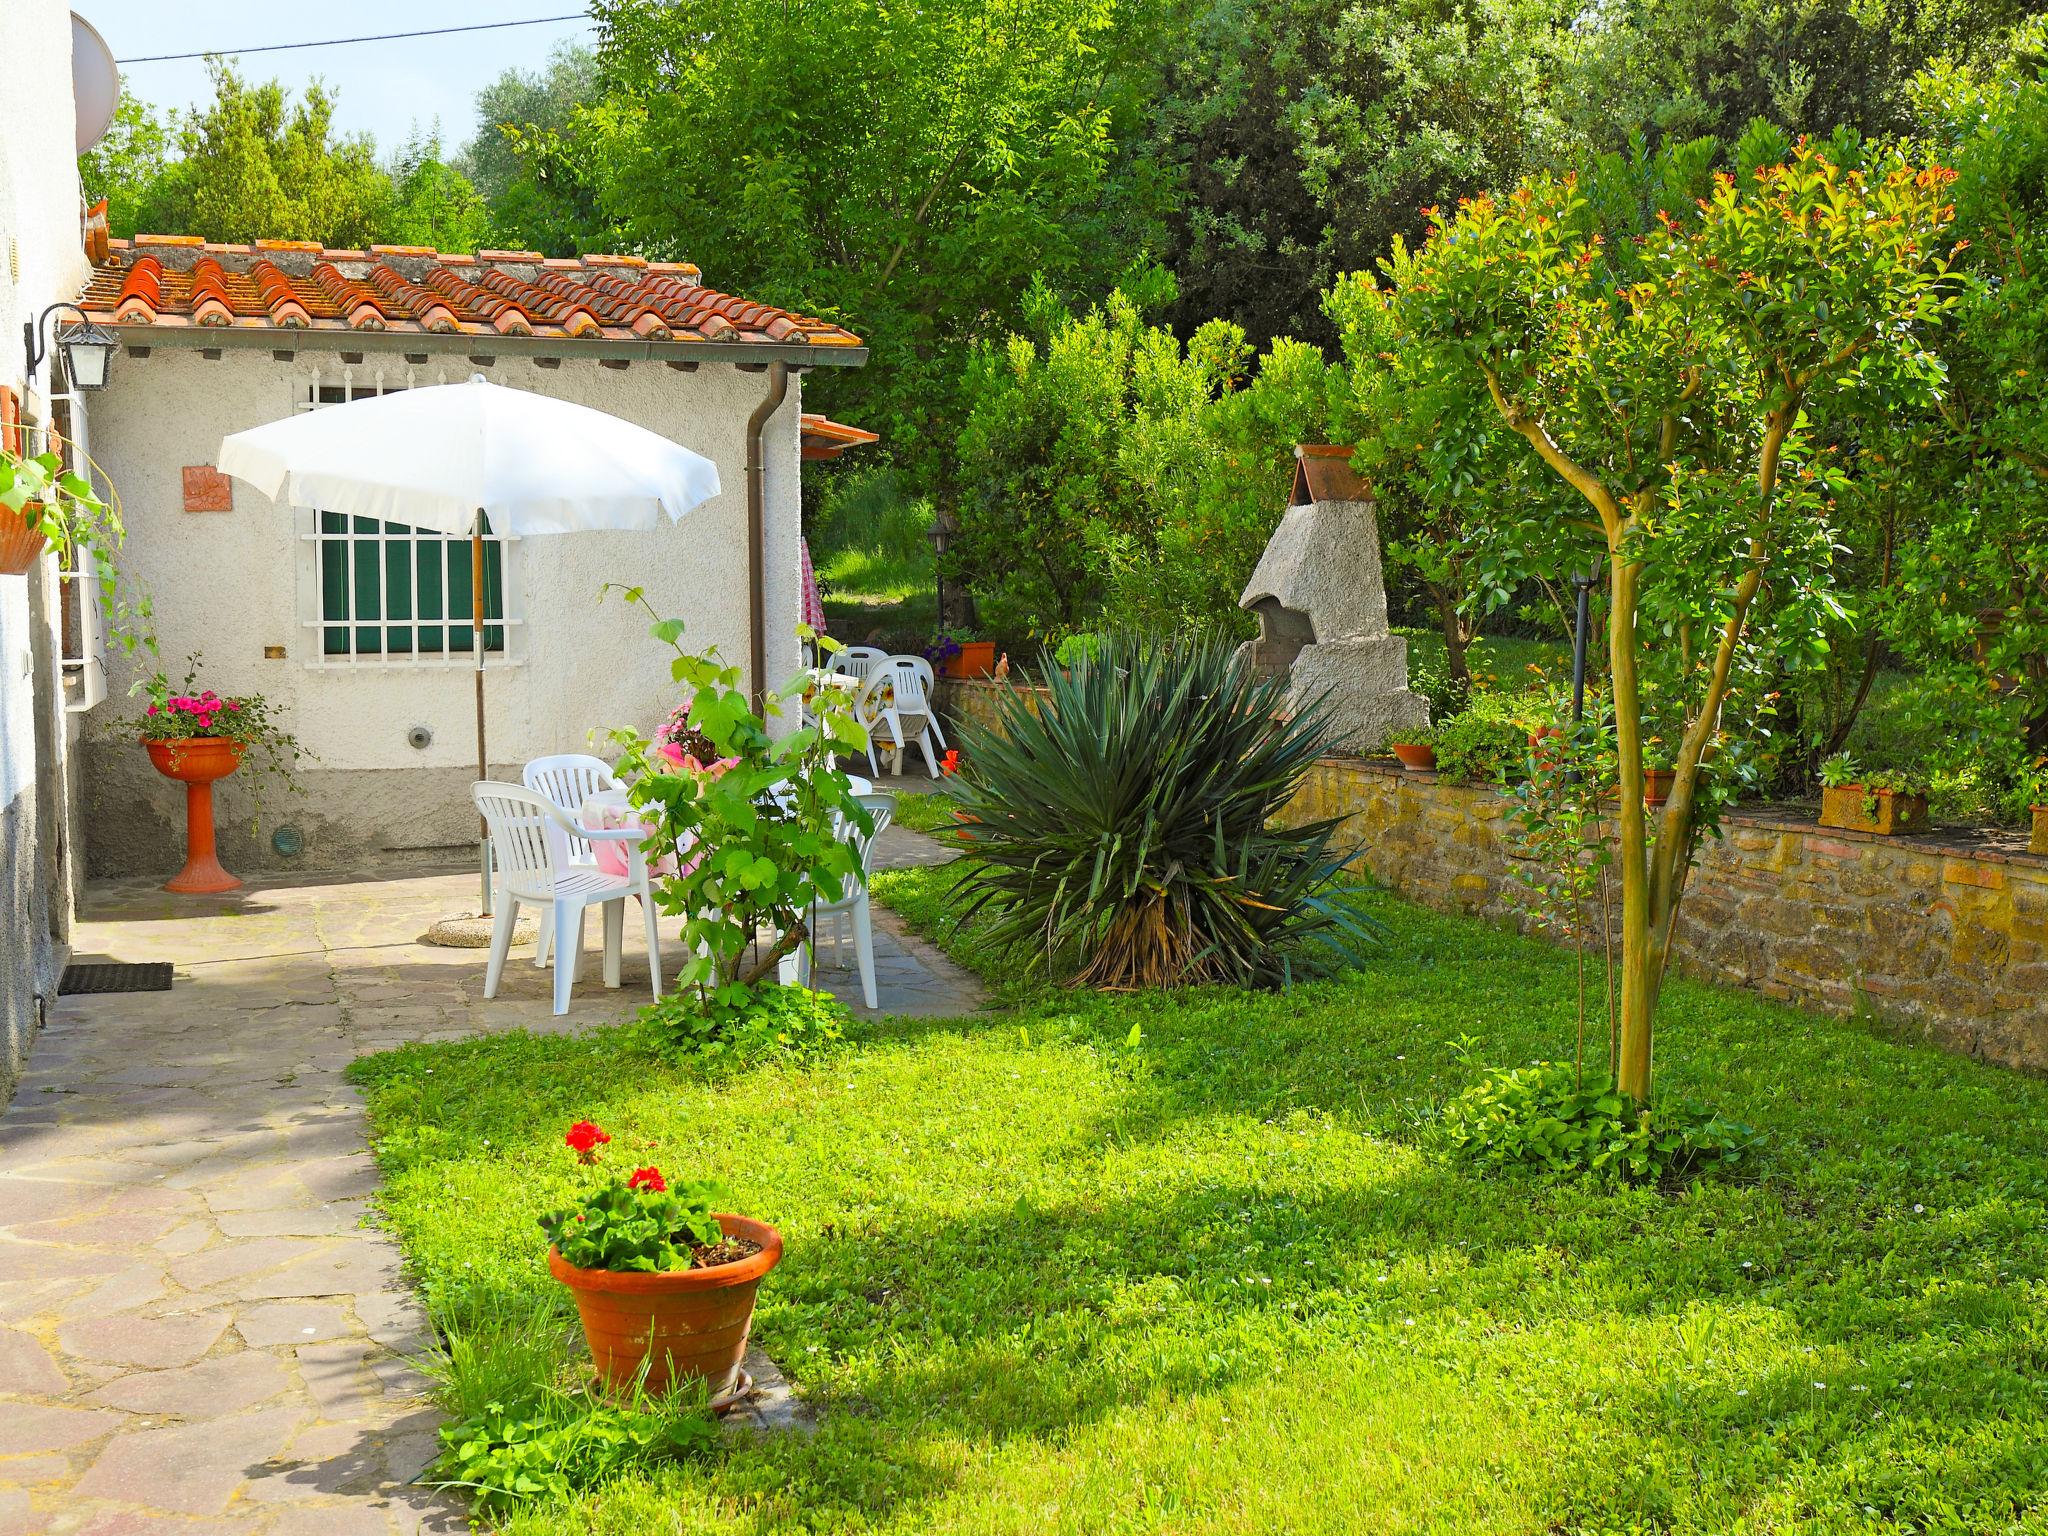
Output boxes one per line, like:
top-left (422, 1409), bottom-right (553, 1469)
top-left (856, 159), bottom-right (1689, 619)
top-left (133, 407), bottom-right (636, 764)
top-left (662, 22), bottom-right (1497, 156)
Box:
top-left (0, 824), bottom-right (977, 1534)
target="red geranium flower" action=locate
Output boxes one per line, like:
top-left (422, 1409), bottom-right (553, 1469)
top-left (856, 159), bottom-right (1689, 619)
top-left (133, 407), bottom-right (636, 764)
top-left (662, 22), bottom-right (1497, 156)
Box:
top-left (626, 1166), bottom-right (667, 1193)
top-left (564, 1120), bottom-right (610, 1163)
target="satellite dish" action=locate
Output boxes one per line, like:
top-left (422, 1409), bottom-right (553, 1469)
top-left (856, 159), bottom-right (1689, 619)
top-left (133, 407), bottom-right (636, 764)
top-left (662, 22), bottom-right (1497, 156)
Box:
top-left (72, 13), bottom-right (120, 154)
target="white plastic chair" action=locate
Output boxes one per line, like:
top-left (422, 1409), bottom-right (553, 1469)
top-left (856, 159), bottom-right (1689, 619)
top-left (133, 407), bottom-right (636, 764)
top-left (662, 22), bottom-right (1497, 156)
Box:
top-left (790, 791), bottom-right (896, 1008)
top-left (855, 658), bottom-right (941, 777)
top-left (522, 754), bottom-right (625, 967)
top-left (472, 782), bottom-right (663, 1016)
top-left (826, 645), bottom-right (890, 685)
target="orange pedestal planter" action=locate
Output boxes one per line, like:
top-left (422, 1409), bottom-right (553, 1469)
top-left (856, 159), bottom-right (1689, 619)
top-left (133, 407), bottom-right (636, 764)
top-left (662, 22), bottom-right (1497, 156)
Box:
top-left (550, 1215), bottom-right (782, 1399)
top-left (144, 737), bottom-right (246, 894)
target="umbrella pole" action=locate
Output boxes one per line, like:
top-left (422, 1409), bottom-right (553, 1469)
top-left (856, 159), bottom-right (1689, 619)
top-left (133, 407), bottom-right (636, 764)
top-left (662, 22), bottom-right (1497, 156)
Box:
top-left (473, 515), bottom-right (491, 915)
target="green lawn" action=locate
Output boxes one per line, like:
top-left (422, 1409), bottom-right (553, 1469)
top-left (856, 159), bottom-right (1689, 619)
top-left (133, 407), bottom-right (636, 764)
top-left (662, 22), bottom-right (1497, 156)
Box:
top-left (350, 870), bottom-right (2048, 1534)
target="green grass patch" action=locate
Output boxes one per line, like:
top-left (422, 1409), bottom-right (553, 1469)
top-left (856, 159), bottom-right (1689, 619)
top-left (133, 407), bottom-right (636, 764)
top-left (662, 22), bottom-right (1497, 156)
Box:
top-left (885, 789), bottom-right (962, 835)
top-left (351, 878), bottom-right (2048, 1534)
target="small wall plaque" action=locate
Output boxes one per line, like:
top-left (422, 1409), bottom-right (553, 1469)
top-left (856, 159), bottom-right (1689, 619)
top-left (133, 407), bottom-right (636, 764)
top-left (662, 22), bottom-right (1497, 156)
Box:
top-left (182, 465), bottom-right (233, 512)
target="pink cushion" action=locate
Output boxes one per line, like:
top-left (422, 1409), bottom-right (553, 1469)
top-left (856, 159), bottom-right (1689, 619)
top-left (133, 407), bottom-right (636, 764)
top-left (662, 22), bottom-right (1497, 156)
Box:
top-left (579, 802), bottom-right (677, 880)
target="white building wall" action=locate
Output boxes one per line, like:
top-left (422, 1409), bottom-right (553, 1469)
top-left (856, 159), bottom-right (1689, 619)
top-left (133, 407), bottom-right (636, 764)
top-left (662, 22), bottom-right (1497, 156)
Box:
top-left (0, 0), bottom-right (93, 1091)
top-left (83, 344), bottom-right (807, 870)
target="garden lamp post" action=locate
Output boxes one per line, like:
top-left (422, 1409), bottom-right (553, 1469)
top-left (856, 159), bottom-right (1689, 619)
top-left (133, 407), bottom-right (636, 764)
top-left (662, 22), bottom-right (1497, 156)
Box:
top-left (930, 516), bottom-right (951, 633)
top-left (1570, 559), bottom-right (1602, 723)
top-left (23, 303), bottom-right (117, 393)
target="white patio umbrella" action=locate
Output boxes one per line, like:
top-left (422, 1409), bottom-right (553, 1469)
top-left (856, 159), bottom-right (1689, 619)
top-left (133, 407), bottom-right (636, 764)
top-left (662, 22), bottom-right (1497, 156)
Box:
top-left (219, 375), bottom-right (722, 909)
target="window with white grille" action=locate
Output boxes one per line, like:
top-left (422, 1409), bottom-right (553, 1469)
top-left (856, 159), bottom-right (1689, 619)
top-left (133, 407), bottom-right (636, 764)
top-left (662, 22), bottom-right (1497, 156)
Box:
top-left (293, 370), bottom-right (522, 667)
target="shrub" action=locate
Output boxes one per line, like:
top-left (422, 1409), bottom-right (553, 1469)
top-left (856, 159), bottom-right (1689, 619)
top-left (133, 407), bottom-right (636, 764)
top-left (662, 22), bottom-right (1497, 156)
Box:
top-left (1436, 1061), bottom-right (1762, 1182)
top-left (1433, 709), bottom-right (1529, 787)
top-left (638, 983), bottom-right (850, 1066)
top-left (949, 631), bottom-right (1381, 988)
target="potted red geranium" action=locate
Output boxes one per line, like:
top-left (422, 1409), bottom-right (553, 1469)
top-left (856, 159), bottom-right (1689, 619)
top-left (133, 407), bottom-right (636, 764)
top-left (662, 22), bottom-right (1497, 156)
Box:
top-left (541, 1120), bottom-right (782, 1405)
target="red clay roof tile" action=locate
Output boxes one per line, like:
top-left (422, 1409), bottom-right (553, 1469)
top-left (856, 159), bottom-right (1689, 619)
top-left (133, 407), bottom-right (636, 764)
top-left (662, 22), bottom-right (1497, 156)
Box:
top-left (77, 240), bottom-right (861, 352)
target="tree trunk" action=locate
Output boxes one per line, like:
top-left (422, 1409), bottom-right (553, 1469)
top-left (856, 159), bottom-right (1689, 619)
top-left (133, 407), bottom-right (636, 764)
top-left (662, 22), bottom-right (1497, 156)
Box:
top-left (1433, 587), bottom-right (1472, 692)
top-left (1608, 556), bottom-right (1655, 1103)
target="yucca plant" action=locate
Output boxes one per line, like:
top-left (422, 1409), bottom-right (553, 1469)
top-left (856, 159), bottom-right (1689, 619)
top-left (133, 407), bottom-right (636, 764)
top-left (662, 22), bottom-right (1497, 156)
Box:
top-left (945, 632), bottom-right (1381, 989)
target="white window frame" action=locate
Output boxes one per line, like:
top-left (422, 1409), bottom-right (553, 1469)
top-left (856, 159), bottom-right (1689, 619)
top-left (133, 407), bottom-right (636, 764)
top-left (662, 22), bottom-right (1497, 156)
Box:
top-left (290, 364), bottom-right (525, 671)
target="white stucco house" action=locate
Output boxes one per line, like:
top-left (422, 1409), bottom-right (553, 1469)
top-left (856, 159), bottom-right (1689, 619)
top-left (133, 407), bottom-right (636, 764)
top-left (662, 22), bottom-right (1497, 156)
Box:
top-left (0, 1), bottom-right (98, 1091)
top-left (71, 237), bottom-right (868, 874)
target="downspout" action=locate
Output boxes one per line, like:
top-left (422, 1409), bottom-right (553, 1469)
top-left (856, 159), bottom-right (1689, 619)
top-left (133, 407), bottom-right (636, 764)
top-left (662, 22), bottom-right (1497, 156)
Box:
top-left (745, 360), bottom-right (790, 710)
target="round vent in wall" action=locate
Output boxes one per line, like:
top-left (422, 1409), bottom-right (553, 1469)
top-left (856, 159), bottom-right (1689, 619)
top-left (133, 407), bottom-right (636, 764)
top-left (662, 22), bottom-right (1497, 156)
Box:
top-left (408, 724), bottom-right (434, 751)
top-left (271, 825), bottom-right (305, 859)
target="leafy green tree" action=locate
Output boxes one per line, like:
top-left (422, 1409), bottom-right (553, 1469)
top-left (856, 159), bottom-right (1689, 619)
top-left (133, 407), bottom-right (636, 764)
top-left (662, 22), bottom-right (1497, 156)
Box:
top-left (1886, 30), bottom-right (2048, 759)
top-left (952, 280), bottom-right (1336, 639)
top-left (78, 96), bottom-right (175, 240)
top-left (81, 64), bottom-right (394, 248)
top-left (383, 130), bottom-right (495, 253)
top-left (523, 0), bottom-right (1168, 483)
top-left (1390, 145), bottom-right (1958, 1102)
top-left (1149, 0), bottom-right (1592, 351)
top-left (460, 44), bottom-right (604, 255)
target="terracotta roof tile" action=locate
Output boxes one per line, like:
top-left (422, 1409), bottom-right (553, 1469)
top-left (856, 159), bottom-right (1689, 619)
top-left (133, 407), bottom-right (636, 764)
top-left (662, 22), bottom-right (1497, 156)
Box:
top-left (799, 413), bottom-right (881, 460)
top-left (78, 240), bottom-right (861, 352)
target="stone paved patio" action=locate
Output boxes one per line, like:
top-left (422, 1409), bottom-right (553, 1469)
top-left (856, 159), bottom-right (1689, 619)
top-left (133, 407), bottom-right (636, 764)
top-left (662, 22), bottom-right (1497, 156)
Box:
top-left (0, 822), bottom-right (975, 1534)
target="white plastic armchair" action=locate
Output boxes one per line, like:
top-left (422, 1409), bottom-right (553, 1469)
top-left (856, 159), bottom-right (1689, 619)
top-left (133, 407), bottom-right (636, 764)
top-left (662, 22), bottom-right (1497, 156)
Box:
top-left (860, 657), bottom-right (940, 777)
top-left (471, 781), bottom-right (663, 1016)
top-left (791, 791), bottom-right (896, 1009)
top-left (522, 753), bottom-right (626, 966)
top-left (826, 645), bottom-right (890, 685)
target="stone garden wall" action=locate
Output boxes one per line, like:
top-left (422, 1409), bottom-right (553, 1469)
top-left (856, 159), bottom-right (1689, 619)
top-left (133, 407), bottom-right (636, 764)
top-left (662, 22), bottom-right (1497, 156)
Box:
top-left (937, 679), bottom-right (2048, 1072)
top-left (1288, 757), bottom-right (2048, 1072)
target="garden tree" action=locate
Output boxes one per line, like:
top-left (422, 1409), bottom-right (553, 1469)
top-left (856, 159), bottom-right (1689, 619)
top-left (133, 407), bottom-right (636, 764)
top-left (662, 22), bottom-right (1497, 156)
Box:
top-left (524, 0), bottom-right (1171, 486)
top-left (1325, 271), bottom-right (1530, 696)
top-left (382, 131), bottom-right (495, 254)
top-left (952, 279), bottom-right (1339, 638)
top-left (1572, 0), bottom-right (2046, 153)
top-left (1148, 0), bottom-right (1596, 351)
top-left (1390, 144), bottom-right (1957, 1102)
top-left (1886, 33), bottom-right (2048, 759)
top-left (459, 45), bottom-right (605, 256)
top-left (78, 64), bottom-right (393, 249)
top-left (77, 97), bottom-right (174, 240)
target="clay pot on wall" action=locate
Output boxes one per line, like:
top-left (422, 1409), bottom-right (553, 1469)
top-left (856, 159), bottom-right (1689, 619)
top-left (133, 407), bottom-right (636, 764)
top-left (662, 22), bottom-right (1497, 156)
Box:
top-left (1819, 783), bottom-right (1931, 838)
top-left (0, 501), bottom-right (48, 576)
top-left (2031, 804), bottom-right (2048, 857)
top-left (1391, 742), bottom-right (1437, 773)
top-left (1644, 769), bottom-right (1676, 807)
top-left (549, 1215), bottom-right (782, 1401)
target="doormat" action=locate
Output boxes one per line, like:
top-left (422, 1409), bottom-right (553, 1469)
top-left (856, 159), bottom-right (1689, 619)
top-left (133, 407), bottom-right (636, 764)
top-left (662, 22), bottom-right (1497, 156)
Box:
top-left (58, 962), bottom-right (173, 995)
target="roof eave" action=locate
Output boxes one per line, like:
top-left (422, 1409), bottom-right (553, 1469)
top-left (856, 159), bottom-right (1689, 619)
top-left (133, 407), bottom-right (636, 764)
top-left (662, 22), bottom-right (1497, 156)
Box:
top-left (91, 321), bottom-right (868, 370)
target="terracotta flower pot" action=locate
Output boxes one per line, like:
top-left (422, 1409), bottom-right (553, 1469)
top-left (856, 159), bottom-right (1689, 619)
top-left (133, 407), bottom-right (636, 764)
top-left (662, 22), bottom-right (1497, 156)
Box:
top-left (2031, 805), bottom-right (2048, 857)
top-left (1643, 768), bottom-right (1676, 807)
top-left (1819, 783), bottom-right (1930, 837)
top-left (941, 641), bottom-right (996, 680)
top-left (1391, 741), bottom-right (1436, 773)
top-left (549, 1214), bottom-right (782, 1399)
top-left (144, 736), bottom-right (246, 894)
top-left (0, 500), bottom-right (48, 576)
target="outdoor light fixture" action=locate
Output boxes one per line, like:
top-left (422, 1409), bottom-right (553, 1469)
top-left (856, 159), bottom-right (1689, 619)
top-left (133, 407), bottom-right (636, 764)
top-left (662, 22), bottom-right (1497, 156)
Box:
top-left (1570, 557), bottom-right (1605, 723)
top-left (24, 303), bottom-right (117, 392)
top-left (929, 516), bottom-right (952, 627)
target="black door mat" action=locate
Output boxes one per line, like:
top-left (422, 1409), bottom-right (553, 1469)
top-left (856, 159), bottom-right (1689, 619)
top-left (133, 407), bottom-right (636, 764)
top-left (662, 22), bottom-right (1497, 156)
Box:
top-left (58, 963), bottom-right (173, 995)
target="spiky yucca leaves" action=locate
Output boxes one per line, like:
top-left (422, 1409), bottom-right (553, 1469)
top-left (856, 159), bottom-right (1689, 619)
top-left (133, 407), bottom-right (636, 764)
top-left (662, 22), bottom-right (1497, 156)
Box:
top-left (947, 634), bottom-right (1381, 989)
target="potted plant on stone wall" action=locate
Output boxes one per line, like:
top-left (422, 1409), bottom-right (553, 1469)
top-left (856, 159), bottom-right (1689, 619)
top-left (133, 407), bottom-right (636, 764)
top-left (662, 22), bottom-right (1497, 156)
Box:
top-left (541, 1119), bottom-right (781, 1404)
top-left (929, 629), bottom-right (995, 679)
top-left (1388, 725), bottom-right (1437, 773)
top-left (0, 439), bottom-right (121, 578)
top-left (2022, 761), bottom-right (2048, 856)
top-left (1817, 752), bottom-right (1932, 837)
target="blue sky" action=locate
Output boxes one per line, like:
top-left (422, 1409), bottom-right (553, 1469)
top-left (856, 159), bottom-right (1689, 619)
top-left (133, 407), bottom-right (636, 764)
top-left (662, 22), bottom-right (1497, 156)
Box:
top-left (81, 1), bottom-right (598, 158)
